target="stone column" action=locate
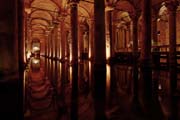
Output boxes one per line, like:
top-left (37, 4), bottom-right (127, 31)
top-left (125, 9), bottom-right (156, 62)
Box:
top-left (166, 1), bottom-right (178, 68)
top-left (45, 31), bottom-right (49, 57)
top-left (17, 0), bottom-right (25, 71)
top-left (140, 0), bottom-right (152, 66)
top-left (140, 0), bottom-right (153, 104)
top-left (47, 32), bottom-right (50, 58)
top-left (53, 20), bottom-right (59, 60)
top-left (69, 1), bottom-right (79, 120)
top-left (89, 19), bottom-right (94, 59)
top-left (130, 10), bottom-right (140, 61)
top-left (94, 0), bottom-right (106, 119)
top-left (152, 7), bottom-right (159, 49)
top-left (108, 11), bottom-right (113, 60)
top-left (70, 2), bottom-right (78, 63)
top-left (60, 18), bottom-right (66, 61)
top-left (166, 1), bottom-right (178, 94)
top-left (50, 27), bottom-right (54, 58)
top-left (44, 32), bottom-right (49, 76)
top-left (152, 7), bottom-right (160, 67)
top-left (105, 7), bottom-right (113, 60)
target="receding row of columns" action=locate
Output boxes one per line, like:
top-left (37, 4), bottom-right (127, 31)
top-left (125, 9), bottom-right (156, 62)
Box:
top-left (41, 1), bottom-right (178, 70)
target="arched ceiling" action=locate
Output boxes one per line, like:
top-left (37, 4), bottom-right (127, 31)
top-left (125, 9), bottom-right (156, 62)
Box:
top-left (30, 10), bottom-right (53, 21)
top-left (26, 0), bottom-right (60, 42)
top-left (24, 0), bottom-right (179, 42)
top-left (31, 0), bottom-right (60, 12)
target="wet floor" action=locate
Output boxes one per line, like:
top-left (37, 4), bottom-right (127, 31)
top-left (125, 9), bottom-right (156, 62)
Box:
top-left (23, 57), bottom-right (180, 120)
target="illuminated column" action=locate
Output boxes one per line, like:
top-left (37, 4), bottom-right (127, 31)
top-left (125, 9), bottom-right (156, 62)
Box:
top-left (49, 28), bottom-right (53, 58)
top-left (79, 23), bottom-right (83, 59)
top-left (70, 1), bottom-right (79, 63)
top-left (52, 27), bottom-right (56, 58)
top-left (57, 24), bottom-right (61, 60)
top-left (105, 6), bottom-right (113, 60)
top-left (47, 27), bottom-right (50, 58)
top-left (111, 12), bottom-right (117, 57)
top-left (130, 10), bottom-right (140, 61)
top-left (45, 31), bottom-right (50, 57)
top-left (89, 19), bottom-right (94, 59)
top-left (166, 1), bottom-right (178, 94)
top-left (94, 0), bottom-right (106, 119)
top-left (60, 18), bottom-right (65, 61)
top-left (47, 33), bottom-right (50, 58)
top-left (53, 20), bottom-right (59, 59)
top-left (50, 27), bottom-right (54, 58)
top-left (152, 7), bottom-right (161, 67)
top-left (152, 7), bottom-right (159, 49)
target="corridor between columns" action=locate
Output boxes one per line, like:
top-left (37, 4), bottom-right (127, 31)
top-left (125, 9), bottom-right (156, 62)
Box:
top-left (0, 0), bottom-right (180, 119)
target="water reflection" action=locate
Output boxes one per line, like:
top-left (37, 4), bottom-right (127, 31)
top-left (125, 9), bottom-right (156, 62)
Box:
top-left (24, 57), bottom-right (180, 120)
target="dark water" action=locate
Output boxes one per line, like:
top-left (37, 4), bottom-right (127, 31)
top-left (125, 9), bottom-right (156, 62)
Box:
top-left (24, 57), bottom-right (180, 120)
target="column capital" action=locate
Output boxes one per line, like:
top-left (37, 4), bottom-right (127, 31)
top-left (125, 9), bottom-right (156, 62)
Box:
top-left (165, 1), bottom-right (179, 12)
top-left (68, 0), bottom-right (79, 5)
top-left (152, 6), bottom-right (160, 21)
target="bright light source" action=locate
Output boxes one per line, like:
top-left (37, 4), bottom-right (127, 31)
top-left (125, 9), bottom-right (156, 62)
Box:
top-left (33, 46), bottom-right (40, 51)
top-left (27, 51), bottom-right (31, 59)
top-left (32, 59), bottom-right (40, 64)
top-left (106, 38), bottom-right (111, 60)
top-left (158, 84), bottom-right (162, 90)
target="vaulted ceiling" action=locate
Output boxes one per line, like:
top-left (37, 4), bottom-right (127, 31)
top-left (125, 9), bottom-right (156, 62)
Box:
top-left (24, 0), bottom-right (179, 43)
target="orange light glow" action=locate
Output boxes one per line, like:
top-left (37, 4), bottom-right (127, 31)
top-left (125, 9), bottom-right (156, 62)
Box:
top-left (32, 59), bottom-right (40, 64)
top-left (89, 46), bottom-right (91, 59)
top-left (26, 51), bottom-right (31, 59)
top-left (69, 66), bottom-right (72, 85)
top-left (106, 39), bottom-right (111, 60)
top-left (33, 46), bottom-right (40, 51)
top-left (106, 64), bottom-right (111, 100)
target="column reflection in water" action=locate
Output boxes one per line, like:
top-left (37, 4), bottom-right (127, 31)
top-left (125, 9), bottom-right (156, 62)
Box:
top-left (78, 60), bottom-right (94, 119)
top-left (140, 65), bottom-right (163, 120)
top-left (56, 62), bottom-right (69, 119)
top-left (154, 67), bottom-right (178, 120)
top-left (79, 60), bottom-right (90, 97)
top-left (24, 57), bottom-right (55, 119)
top-left (57, 62), bottom-right (62, 95)
top-left (23, 68), bottom-right (29, 114)
top-left (106, 64), bottom-right (111, 104)
top-left (106, 64), bottom-right (133, 119)
top-left (131, 63), bottom-right (141, 113)
top-left (70, 63), bottom-right (78, 120)
top-left (93, 63), bottom-right (106, 120)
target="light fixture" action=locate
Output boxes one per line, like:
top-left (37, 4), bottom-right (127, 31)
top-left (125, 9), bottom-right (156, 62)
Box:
top-left (33, 46), bottom-right (40, 51)
top-left (32, 58), bottom-right (40, 64)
